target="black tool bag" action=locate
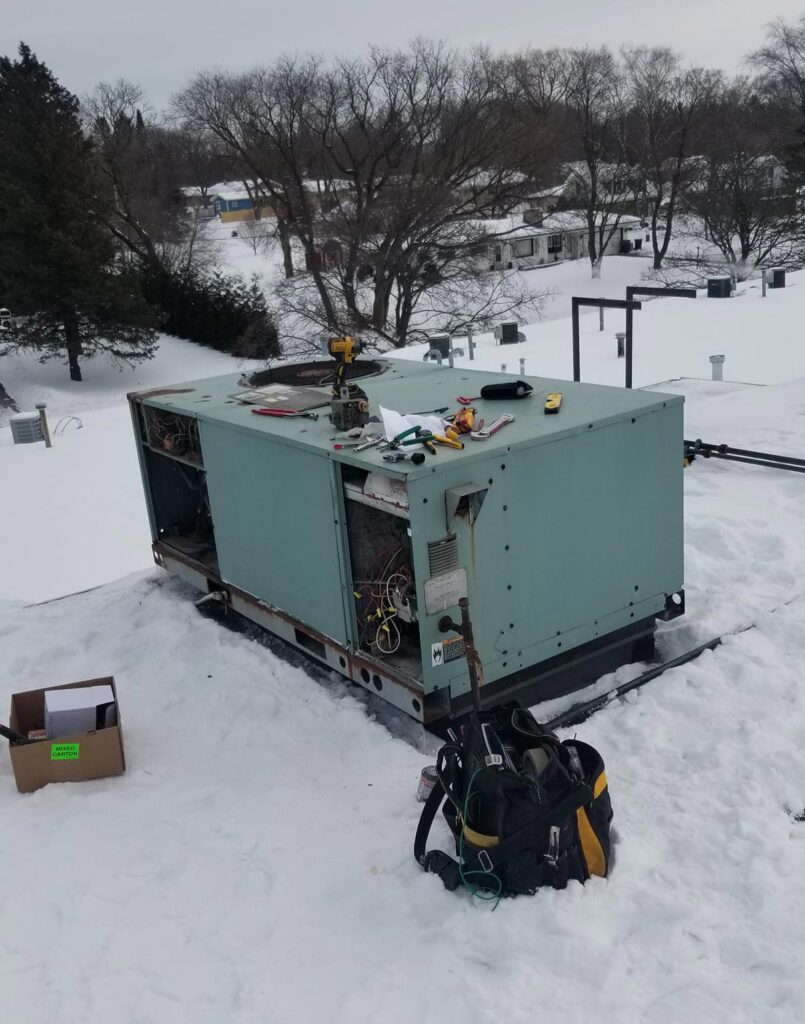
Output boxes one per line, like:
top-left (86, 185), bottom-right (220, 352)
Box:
top-left (415, 705), bottom-right (612, 896)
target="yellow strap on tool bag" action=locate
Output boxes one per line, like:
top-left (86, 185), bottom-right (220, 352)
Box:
top-left (576, 769), bottom-right (609, 877)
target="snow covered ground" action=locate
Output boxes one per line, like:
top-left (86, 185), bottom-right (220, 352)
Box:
top-left (2, 263), bottom-right (805, 1022)
top-left (0, 337), bottom-right (257, 603)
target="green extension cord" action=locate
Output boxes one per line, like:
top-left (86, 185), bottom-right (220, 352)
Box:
top-left (459, 767), bottom-right (503, 908)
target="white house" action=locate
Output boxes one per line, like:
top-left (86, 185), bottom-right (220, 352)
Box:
top-left (486, 212), bottom-right (645, 270)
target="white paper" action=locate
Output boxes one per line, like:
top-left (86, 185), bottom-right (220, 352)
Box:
top-left (378, 406), bottom-right (446, 442)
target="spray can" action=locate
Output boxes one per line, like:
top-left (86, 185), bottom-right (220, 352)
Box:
top-left (416, 765), bottom-right (438, 802)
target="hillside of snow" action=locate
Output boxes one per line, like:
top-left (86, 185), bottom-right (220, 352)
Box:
top-left (2, 259), bottom-right (805, 1023)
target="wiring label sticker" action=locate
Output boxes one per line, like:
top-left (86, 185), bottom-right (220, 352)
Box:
top-left (51, 743), bottom-right (80, 761)
top-left (424, 569), bottom-right (467, 615)
top-left (431, 642), bottom-right (445, 667)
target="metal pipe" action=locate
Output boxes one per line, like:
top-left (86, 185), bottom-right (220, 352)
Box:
top-left (519, 357), bottom-right (526, 375)
top-left (459, 598), bottom-right (484, 712)
top-left (195, 590), bottom-right (228, 608)
top-left (36, 403), bottom-right (52, 448)
top-left (599, 306), bottom-right (604, 332)
top-left (625, 306), bottom-right (634, 388)
top-left (572, 297), bottom-right (640, 384)
top-left (572, 299), bottom-right (581, 381)
top-left (686, 439), bottom-right (805, 468)
top-left (709, 354), bottom-right (725, 381)
top-left (691, 451), bottom-right (805, 474)
top-left (467, 329), bottom-right (475, 361)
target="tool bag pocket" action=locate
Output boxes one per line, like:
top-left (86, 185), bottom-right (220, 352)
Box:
top-left (414, 705), bottom-right (613, 897)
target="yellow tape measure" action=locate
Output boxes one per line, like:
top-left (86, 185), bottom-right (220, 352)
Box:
top-left (544, 392), bottom-right (563, 415)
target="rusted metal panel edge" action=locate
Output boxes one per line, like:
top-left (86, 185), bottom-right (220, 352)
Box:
top-left (152, 541), bottom-right (434, 722)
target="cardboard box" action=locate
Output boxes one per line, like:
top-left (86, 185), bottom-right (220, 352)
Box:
top-left (8, 677), bottom-right (126, 793)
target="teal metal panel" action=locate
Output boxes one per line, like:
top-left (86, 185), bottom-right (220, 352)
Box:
top-left (128, 401), bottom-right (157, 540)
top-left (198, 419), bottom-right (348, 644)
top-left (408, 401), bottom-right (683, 699)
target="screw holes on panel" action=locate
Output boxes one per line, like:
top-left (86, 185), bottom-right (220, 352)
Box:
top-left (373, 675), bottom-right (383, 691)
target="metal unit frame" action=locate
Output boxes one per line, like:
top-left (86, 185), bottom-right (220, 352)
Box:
top-left (624, 287), bottom-right (697, 389)
top-left (571, 297), bottom-right (642, 387)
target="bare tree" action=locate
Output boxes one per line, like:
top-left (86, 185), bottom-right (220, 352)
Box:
top-left (84, 82), bottom-right (180, 268)
top-left (501, 48), bottom-right (570, 186)
top-left (623, 48), bottom-right (720, 268)
top-left (176, 42), bottom-right (543, 345)
top-left (560, 47), bottom-right (630, 278)
top-left (236, 213), bottom-right (275, 255)
top-left (177, 130), bottom-right (229, 203)
top-left (749, 17), bottom-right (805, 111)
top-left (749, 17), bottom-right (805, 176)
top-left (685, 81), bottom-right (805, 279)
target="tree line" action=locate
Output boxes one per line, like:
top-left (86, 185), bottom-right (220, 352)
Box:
top-left (0, 47), bottom-right (277, 380)
top-left (3, 21), bottom-right (805, 375)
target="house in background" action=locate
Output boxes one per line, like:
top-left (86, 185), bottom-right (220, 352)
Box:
top-left (211, 182), bottom-right (274, 223)
top-left (486, 212), bottom-right (645, 271)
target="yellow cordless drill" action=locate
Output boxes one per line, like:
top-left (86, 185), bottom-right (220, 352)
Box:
top-left (327, 336), bottom-right (370, 431)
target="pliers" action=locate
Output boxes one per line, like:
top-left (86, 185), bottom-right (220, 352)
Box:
top-left (457, 395), bottom-right (481, 406)
top-left (383, 425), bottom-right (425, 451)
top-left (407, 433), bottom-right (464, 451)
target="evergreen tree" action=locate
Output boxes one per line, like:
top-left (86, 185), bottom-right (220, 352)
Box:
top-left (0, 44), bottom-right (156, 381)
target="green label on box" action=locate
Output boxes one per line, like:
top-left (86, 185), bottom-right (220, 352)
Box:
top-left (50, 743), bottom-right (80, 761)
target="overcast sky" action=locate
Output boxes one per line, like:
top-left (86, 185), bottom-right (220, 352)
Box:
top-left (4, 0), bottom-right (803, 108)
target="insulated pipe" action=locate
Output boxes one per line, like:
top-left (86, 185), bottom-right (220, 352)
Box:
top-left (543, 634), bottom-right (723, 730)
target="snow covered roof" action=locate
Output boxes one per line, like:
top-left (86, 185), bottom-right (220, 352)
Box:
top-left (182, 180), bottom-right (255, 202)
top-left (183, 177), bottom-right (354, 202)
top-left (475, 212), bottom-right (643, 240)
top-left (464, 169), bottom-right (528, 189)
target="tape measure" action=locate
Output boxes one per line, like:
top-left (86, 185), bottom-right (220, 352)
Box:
top-left (544, 392), bottom-right (563, 415)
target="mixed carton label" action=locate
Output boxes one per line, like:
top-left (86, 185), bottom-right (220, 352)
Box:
top-left (50, 742), bottom-right (80, 761)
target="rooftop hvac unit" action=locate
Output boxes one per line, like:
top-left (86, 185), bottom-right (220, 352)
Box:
top-left (129, 361), bottom-right (684, 723)
top-left (494, 322), bottom-right (523, 345)
top-left (9, 411), bottom-right (44, 445)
